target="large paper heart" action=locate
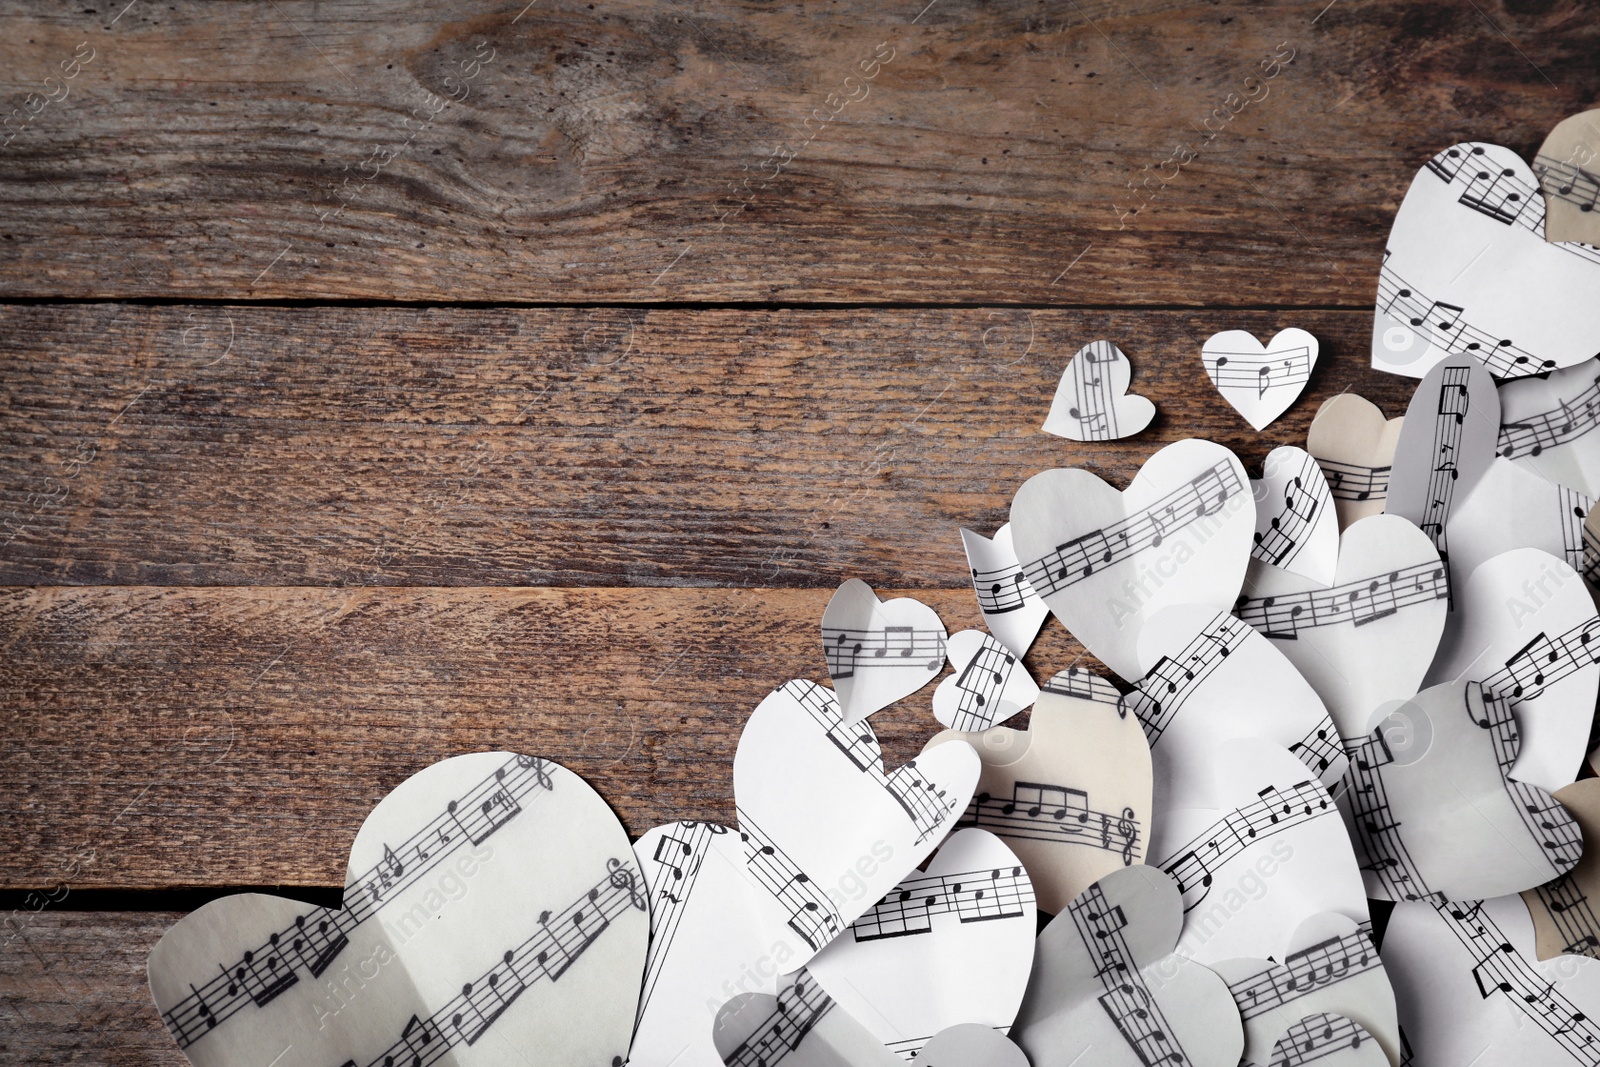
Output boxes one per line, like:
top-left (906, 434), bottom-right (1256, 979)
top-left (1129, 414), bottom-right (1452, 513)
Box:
top-left (1336, 680), bottom-right (1582, 903)
top-left (1150, 739), bottom-right (1367, 966)
top-left (733, 680), bottom-right (979, 968)
top-left (1010, 865), bottom-right (1244, 1067)
top-left (924, 668), bottom-right (1152, 914)
top-left (1235, 514), bottom-right (1447, 741)
top-left (1201, 328), bottom-right (1319, 431)
top-left (1497, 355), bottom-right (1600, 495)
top-left (1372, 142), bottom-right (1600, 379)
top-left (149, 753), bottom-right (648, 1067)
top-left (1126, 605), bottom-right (1348, 809)
top-left (1042, 339), bottom-right (1156, 442)
top-left (713, 969), bottom-right (900, 1067)
top-left (960, 523), bottom-right (1050, 658)
top-left (822, 580), bottom-right (948, 724)
top-left (1441, 457), bottom-right (1592, 596)
top-left (1383, 893), bottom-right (1600, 1066)
top-left (1424, 548), bottom-right (1600, 792)
top-left (932, 631), bottom-right (1039, 733)
top-left (1306, 394), bottom-right (1404, 530)
top-left (1535, 109), bottom-right (1600, 245)
top-left (1010, 438), bottom-right (1254, 681)
top-left (808, 829), bottom-right (1036, 1059)
top-left (1250, 446), bottom-right (1338, 585)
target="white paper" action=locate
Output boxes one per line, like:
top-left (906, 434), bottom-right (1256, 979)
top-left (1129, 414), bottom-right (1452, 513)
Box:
top-left (1305, 394), bottom-right (1404, 530)
top-left (822, 580), bottom-right (949, 724)
top-left (1126, 605), bottom-right (1348, 807)
top-left (1010, 438), bottom-right (1255, 680)
top-left (932, 631), bottom-right (1040, 733)
top-left (713, 969), bottom-right (902, 1067)
top-left (1201, 328), bottom-right (1319, 431)
top-left (960, 524), bottom-right (1050, 659)
top-left (149, 754), bottom-right (648, 1067)
top-left (1263, 1014), bottom-right (1388, 1067)
top-left (923, 670), bottom-right (1152, 915)
top-left (1522, 778), bottom-right (1600, 961)
top-left (1441, 457), bottom-right (1592, 596)
top-left (1372, 141), bottom-right (1600, 380)
top-left (1534, 109), bottom-right (1600, 245)
top-left (733, 680), bottom-right (979, 969)
top-left (1336, 679), bottom-right (1582, 903)
top-left (808, 829), bottom-right (1036, 1060)
top-left (1248, 446), bottom-right (1339, 585)
top-left (909, 1024), bottom-right (1028, 1067)
top-left (1010, 865), bottom-right (1244, 1067)
top-left (1235, 514), bottom-right (1447, 742)
top-left (1497, 356), bottom-right (1600, 495)
top-left (1042, 339), bottom-right (1156, 442)
top-left (1424, 548), bottom-right (1600, 791)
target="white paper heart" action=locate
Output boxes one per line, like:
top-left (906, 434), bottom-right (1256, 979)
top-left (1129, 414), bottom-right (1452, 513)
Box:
top-left (1042, 339), bottom-right (1156, 442)
top-left (1336, 679), bottom-right (1582, 902)
top-left (1372, 142), bottom-right (1600, 379)
top-left (1264, 1014), bottom-right (1388, 1067)
top-left (909, 1024), bottom-right (1028, 1067)
top-left (1250, 446), bottom-right (1338, 585)
top-left (733, 680), bottom-right (979, 969)
top-left (1306, 394), bottom-right (1404, 530)
top-left (1201, 328), bottom-right (1319, 431)
top-left (1522, 778), bottom-right (1600, 960)
top-left (960, 524), bottom-right (1050, 658)
top-left (149, 754), bottom-right (648, 1067)
top-left (1010, 865), bottom-right (1244, 1067)
top-left (924, 670), bottom-right (1152, 914)
top-left (1535, 110), bottom-right (1600, 245)
top-left (1424, 548), bottom-right (1600, 792)
top-left (1497, 355), bottom-right (1600, 495)
top-left (808, 829), bottom-right (1036, 1060)
top-left (1126, 605), bottom-right (1348, 807)
top-left (1010, 438), bottom-right (1255, 681)
top-left (713, 969), bottom-right (900, 1067)
top-left (1442, 457), bottom-right (1592, 597)
top-left (932, 631), bottom-right (1039, 733)
top-left (822, 579), bottom-right (948, 724)
top-left (1235, 514), bottom-right (1447, 741)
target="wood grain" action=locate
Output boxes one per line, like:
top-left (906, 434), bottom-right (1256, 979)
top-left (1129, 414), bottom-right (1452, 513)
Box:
top-left (0, 305), bottom-right (1415, 587)
top-left (0, 0), bottom-right (1593, 302)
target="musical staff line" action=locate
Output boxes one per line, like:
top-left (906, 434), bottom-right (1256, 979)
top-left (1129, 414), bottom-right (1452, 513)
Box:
top-left (637, 821), bottom-right (728, 1022)
top-left (1122, 612), bottom-right (1251, 746)
top-left (1226, 922), bottom-right (1379, 1021)
top-left (1475, 684), bottom-right (1584, 870)
top-left (1287, 718), bottom-right (1347, 780)
top-left (849, 865), bottom-right (1033, 942)
top-left (720, 971), bottom-right (836, 1067)
top-left (1065, 340), bottom-right (1125, 442)
top-left (1070, 881), bottom-right (1192, 1067)
top-left (1340, 732), bottom-right (1434, 902)
top-left (1268, 1012), bottom-right (1378, 1067)
top-left (1480, 616), bottom-right (1600, 705)
top-left (1041, 667), bottom-right (1123, 706)
top-left (1316, 458), bottom-right (1391, 504)
top-left (1532, 873), bottom-right (1600, 959)
top-left (971, 560), bottom-right (1039, 616)
top-left (1534, 151), bottom-right (1600, 232)
top-left (1160, 780), bottom-right (1332, 914)
top-left (1427, 143), bottom-right (1600, 267)
top-left (1377, 262), bottom-right (1553, 380)
top-left (1253, 451), bottom-right (1326, 571)
top-left (948, 635), bottom-right (1023, 733)
top-left (822, 626), bottom-right (945, 680)
top-left (1499, 371), bottom-right (1600, 460)
top-left (1234, 561), bottom-right (1448, 640)
top-left (1420, 364), bottom-right (1471, 571)
top-left (1204, 345), bottom-right (1314, 400)
top-left (958, 782), bottom-right (1140, 865)
top-left (737, 810), bottom-right (844, 953)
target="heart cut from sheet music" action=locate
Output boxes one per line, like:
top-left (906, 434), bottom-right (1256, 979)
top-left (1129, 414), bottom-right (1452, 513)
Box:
top-left (822, 579), bottom-right (948, 724)
top-left (1306, 394), bottom-right (1404, 530)
top-left (713, 969), bottom-right (900, 1067)
top-left (932, 631), bottom-right (1040, 733)
top-left (924, 668), bottom-right (1152, 914)
top-left (909, 1024), bottom-right (1029, 1067)
top-left (1439, 457), bottom-right (1593, 603)
top-left (1497, 355), bottom-right (1600, 496)
top-left (960, 523), bottom-right (1050, 658)
top-left (1521, 778), bottom-right (1600, 961)
top-left (1372, 142), bottom-right (1600, 380)
top-left (1249, 446), bottom-right (1338, 585)
top-left (1337, 679), bottom-right (1582, 903)
top-left (1235, 513), bottom-right (1448, 743)
top-left (1382, 893), bottom-right (1600, 1067)
top-left (1126, 605), bottom-right (1348, 807)
top-left (148, 753), bottom-right (648, 1067)
top-left (1201, 328), bottom-right (1319, 431)
top-left (1010, 864), bottom-right (1244, 1067)
top-left (1265, 1014), bottom-right (1388, 1067)
top-left (1042, 339), bottom-right (1156, 442)
top-left (808, 829), bottom-right (1037, 1060)
top-left (1424, 548), bottom-right (1600, 792)
top-left (1010, 438), bottom-right (1255, 681)
top-left (1534, 110), bottom-right (1600, 246)
top-left (1212, 912), bottom-right (1400, 1067)
top-left (1150, 739), bottom-right (1367, 966)
top-left (733, 680), bottom-right (979, 970)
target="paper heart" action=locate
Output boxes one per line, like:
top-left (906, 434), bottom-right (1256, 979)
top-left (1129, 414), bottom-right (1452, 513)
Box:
top-left (148, 753), bottom-right (648, 1067)
top-left (1250, 446), bottom-right (1338, 585)
top-left (1424, 548), bottom-right (1600, 792)
top-left (1150, 739), bottom-right (1367, 965)
top-left (960, 523), bottom-right (1050, 658)
top-left (1010, 865), bottom-right (1244, 1067)
top-left (932, 631), bottom-right (1040, 732)
top-left (909, 1024), bottom-right (1028, 1067)
top-left (822, 579), bottom-right (948, 724)
top-left (1522, 778), bottom-right (1600, 960)
top-left (1263, 1014), bottom-right (1388, 1067)
top-left (1440, 457), bottom-right (1592, 599)
top-left (1336, 679), bottom-right (1582, 902)
top-left (713, 969), bottom-right (899, 1067)
top-left (1534, 109), bottom-right (1600, 245)
top-left (1212, 913), bottom-right (1399, 1067)
top-left (1497, 355), bottom-right (1600, 495)
top-left (1383, 893), bottom-right (1600, 1066)
top-left (924, 668), bottom-right (1152, 914)
top-left (1372, 142), bottom-right (1600, 379)
top-left (1306, 394), bottom-right (1404, 530)
top-left (1125, 605), bottom-right (1348, 808)
top-left (733, 680), bottom-right (979, 969)
top-left (808, 829), bottom-right (1036, 1059)
top-left (1010, 438), bottom-right (1255, 681)
top-left (1042, 339), bottom-right (1156, 442)
top-left (1201, 328), bottom-right (1319, 431)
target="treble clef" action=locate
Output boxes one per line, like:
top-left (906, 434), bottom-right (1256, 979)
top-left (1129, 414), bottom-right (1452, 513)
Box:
top-left (1118, 807), bottom-right (1138, 866)
top-left (516, 754), bottom-right (555, 790)
top-left (608, 857), bottom-right (649, 911)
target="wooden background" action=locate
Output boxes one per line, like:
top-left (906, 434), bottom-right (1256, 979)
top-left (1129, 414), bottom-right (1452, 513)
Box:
top-left (0, 0), bottom-right (1594, 1060)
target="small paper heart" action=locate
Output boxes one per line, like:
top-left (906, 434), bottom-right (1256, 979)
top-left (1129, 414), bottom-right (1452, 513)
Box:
top-left (932, 630), bottom-right (1039, 733)
top-left (1201, 327), bottom-right (1319, 431)
top-left (1042, 339), bottom-right (1156, 441)
top-left (821, 579), bottom-right (948, 724)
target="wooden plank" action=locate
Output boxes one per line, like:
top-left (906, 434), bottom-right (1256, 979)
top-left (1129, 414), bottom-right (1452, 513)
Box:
top-left (0, 0), bottom-right (1591, 302)
top-left (0, 305), bottom-right (1416, 587)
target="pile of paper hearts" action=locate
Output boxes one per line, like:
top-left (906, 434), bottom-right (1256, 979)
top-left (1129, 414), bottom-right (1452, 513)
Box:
top-left (147, 128), bottom-right (1600, 1067)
